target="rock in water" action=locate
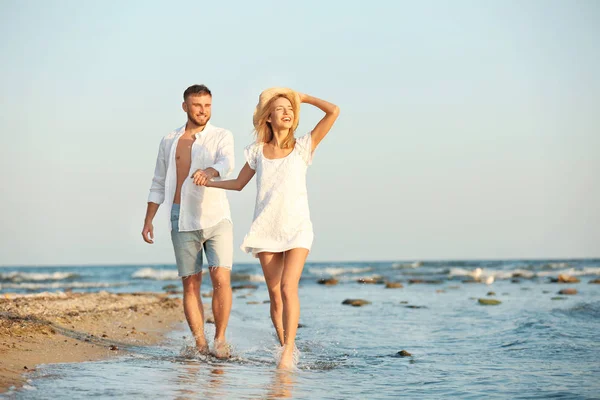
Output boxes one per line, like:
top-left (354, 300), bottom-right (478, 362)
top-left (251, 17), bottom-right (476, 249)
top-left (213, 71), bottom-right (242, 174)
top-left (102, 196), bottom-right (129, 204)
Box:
top-left (357, 277), bottom-right (384, 284)
top-left (557, 274), bottom-right (580, 283)
top-left (558, 288), bottom-right (577, 295)
top-left (589, 279), bottom-right (600, 284)
top-left (551, 297), bottom-right (568, 300)
top-left (385, 282), bottom-right (404, 289)
top-left (478, 298), bottom-right (501, 305)
top-left (317, 278), bottom-right (339, 286)
top-left (342, 299), bottom-right (371, 307)
top-left (397, 350), bottom-right (412, 357)
top-left (487, 291), bottom-right (496, 296)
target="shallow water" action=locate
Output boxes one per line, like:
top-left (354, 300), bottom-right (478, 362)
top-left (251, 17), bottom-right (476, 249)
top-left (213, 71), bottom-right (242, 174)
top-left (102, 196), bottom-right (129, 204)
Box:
top-left (3, 260), bottom-right (600, 399)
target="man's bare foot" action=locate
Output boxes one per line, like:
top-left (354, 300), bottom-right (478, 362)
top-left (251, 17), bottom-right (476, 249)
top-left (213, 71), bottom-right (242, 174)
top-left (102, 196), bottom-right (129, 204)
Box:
top-left (212, 339), bottom-right (231, 359)
top-left (277, 345), bottom-right (296, 370)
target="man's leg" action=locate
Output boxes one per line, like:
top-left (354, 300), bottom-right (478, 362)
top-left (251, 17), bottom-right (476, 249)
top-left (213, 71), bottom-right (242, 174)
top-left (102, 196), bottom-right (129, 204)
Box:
top-left (181, 272), bottom-right (208, 353)
top-left (209, 266), bottom-right (232, 357)
top-left (203, 220), bottom-right (234, 358)
top-left (171, 206), bottom-right (207, 353)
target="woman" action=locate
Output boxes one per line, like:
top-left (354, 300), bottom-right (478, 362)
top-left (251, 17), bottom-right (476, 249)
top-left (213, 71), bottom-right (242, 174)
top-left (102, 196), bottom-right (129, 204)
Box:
top-left (192, 87), bottom-right (339, 369)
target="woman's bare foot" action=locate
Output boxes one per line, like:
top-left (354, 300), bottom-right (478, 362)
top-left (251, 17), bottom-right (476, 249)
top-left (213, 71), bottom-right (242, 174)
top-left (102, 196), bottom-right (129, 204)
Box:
top-left (212, 339), bottom-right (231, 359)
top-left (277, 344), bottom-right (296, 370)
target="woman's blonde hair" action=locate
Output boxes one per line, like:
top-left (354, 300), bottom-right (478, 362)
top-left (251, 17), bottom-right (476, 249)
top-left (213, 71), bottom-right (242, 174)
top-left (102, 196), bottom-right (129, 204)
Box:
top-left (253, 89), bottom-right (300, 149)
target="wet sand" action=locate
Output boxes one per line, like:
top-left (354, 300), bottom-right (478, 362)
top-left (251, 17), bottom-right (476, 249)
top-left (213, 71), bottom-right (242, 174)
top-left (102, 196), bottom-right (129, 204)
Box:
top-left (0, 291), bottom-right (201, 394)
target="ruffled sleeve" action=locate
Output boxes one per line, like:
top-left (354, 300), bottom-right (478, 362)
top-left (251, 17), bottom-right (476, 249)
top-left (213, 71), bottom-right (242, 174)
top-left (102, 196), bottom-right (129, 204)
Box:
top-left (244, 142), bottom-right (261, 170)
top-left (295, 132), bottom-right (314, 165)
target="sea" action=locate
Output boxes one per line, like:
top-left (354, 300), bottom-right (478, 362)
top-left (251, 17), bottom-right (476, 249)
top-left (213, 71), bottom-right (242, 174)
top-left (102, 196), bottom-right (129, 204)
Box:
top-left (2, 259), bottom-right (599, 399)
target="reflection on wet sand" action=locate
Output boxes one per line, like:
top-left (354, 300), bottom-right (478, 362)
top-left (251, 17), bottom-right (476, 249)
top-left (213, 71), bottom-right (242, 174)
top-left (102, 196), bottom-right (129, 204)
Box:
top-left (173, 360), bottom-right (228, 400)
top-left (266, 370), bottom-right (297, 399)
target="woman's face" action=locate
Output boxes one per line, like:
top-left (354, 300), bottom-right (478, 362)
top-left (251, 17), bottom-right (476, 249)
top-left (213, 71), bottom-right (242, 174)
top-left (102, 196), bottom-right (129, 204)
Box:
top-left (268, 97), bottom-right (294, 131)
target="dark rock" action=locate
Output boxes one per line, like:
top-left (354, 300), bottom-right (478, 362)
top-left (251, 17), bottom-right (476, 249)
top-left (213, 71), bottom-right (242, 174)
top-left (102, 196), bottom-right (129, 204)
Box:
top-left (478, 298), bottom-right (501, 305)
top-left (317, 278), bottom-right (339, 286)
top-left (232, 284), bottom-right (258, 291)
top-left (558, 288), bottom-right (577, 295)
top-left (511, 279), bottom-right (520, 284)
top-left (298, 323), bottom-right (306, 328)
top-left (404, 305), bottom-right (427, 309)
top-left (205, 316), bottom-right (215, 324)
top-left (397, 350), bottom-right (412, 357)
top-left (109, 345), bottom-right (119, 351)
top-left (551, 297), bottom-right (568, 300)
top-left (342, 299), bottom-right (371, 307)
top-left (400, 301), bottom-right (409, 304)
top-left (385, 282), bottom-right (403, 289)
top-left (487, 291), bottom-right (496, 296)
top-left (357, 277), bottom-right (384, 284)
top-left (589, 279), bottom-right (600, 284)
top-left (263, 300), bottom-right (270, 304)
top-left (409, 279), bottom-right (443, 285)
top-left (23, 366), bottom-right (28, 370)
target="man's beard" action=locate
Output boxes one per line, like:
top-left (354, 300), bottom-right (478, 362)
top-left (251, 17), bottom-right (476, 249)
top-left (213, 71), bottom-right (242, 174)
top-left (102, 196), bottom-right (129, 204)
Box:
top-left (189, 113), bottom-right (209, 127)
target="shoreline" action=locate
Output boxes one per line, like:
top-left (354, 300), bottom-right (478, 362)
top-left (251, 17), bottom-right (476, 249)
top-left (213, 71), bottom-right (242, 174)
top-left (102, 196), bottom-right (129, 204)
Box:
top-left (0, 291), bottom-right (203, 394)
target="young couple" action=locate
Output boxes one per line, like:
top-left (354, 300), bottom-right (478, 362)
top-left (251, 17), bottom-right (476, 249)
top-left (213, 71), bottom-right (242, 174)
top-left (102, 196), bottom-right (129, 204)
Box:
top-left (142, 84), bottom-right (339, 369)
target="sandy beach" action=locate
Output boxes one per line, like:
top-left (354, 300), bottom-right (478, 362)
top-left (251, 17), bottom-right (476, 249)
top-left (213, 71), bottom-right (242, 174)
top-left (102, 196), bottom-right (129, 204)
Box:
top-left (0, 291), bottom-right (197, 394)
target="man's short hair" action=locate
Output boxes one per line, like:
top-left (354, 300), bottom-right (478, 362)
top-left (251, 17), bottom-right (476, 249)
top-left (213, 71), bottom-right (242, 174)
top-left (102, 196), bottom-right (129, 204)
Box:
top-left (183, 84), bottom-right (212, 100)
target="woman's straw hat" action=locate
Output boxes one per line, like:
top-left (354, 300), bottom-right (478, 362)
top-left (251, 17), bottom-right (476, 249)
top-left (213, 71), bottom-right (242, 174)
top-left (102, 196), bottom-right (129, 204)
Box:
top-left (253, 87), bottom-right (301, 132)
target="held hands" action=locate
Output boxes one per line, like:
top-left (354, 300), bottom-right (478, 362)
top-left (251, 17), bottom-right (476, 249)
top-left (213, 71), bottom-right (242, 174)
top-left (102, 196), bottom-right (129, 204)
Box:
top-left (191, 169), bottom-right (213, 186)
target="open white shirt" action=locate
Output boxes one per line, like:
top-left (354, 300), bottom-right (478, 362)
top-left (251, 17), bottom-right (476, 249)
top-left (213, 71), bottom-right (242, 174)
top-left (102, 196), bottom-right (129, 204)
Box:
top-left (148, 122), bottom-right (234, 232)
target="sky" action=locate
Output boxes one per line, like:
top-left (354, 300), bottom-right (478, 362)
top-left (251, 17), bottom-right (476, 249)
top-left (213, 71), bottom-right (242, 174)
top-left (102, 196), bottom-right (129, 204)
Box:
top-left (0, 0), bottom-right (598, 266)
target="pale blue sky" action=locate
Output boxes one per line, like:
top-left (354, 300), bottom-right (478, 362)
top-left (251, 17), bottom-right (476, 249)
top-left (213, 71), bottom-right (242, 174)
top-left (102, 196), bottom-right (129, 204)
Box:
top-left (1, 0), bottom-right (598, 266)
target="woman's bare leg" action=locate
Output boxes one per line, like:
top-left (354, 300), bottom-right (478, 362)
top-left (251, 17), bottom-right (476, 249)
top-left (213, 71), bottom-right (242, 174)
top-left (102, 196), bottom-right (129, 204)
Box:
top-left (278, 248), bottom-right (309, 369)
top-left (258, 252), bottom-right (285, 345)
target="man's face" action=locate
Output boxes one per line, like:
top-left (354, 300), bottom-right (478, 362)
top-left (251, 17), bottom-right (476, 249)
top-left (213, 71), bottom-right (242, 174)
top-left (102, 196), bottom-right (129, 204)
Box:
top-left (183, 94), bottom-right (212, 127)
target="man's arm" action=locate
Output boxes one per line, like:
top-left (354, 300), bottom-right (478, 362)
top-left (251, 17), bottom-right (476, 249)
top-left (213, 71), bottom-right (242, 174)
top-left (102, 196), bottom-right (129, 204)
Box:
top-left (142, 138), bottom-right (167, 244)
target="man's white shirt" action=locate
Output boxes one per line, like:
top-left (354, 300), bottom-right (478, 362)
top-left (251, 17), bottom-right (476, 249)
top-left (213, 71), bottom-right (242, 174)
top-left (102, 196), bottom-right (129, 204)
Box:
top-left (148, 122), bottom-right (234, 231)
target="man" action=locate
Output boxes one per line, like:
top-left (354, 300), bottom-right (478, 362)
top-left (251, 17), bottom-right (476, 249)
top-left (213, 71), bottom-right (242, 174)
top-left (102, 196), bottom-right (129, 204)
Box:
top-left (142, 84), bottom-right (234, 358)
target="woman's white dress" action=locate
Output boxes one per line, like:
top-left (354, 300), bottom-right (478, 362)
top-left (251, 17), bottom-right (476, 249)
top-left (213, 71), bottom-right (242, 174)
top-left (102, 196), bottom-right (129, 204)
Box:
top-left (241, 133), bottom-right (314, 257)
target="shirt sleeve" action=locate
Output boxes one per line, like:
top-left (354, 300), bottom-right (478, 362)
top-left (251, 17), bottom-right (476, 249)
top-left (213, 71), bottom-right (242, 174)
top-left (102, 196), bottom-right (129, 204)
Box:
top-left (211, 130), bottom-right (235, 179)
top-left (147, 137), bottom-right (167, 204)
top-left (295, 132), bottom-right (314, 165)
top-left (244, 142), bottom-right (260, 170)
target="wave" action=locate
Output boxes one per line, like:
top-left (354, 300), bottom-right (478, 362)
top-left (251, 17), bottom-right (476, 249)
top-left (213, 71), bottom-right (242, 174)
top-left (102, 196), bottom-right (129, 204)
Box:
top-left (392, 261), bottom-right (423, 269)
top-left (448, 267), bottom-right (535, 280)
top-left (307, 266), bottom-right (373, 277)
top-left (536, 267), bottom-right (600, 278)
top-left (0, 271), bottom-right (80, 283)
top-left (231, 273), bottom-right (265, 283)
top-left (0, 281), bottom-right (125, 290)
top-left (132, 268), bottom-right (180, 280)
